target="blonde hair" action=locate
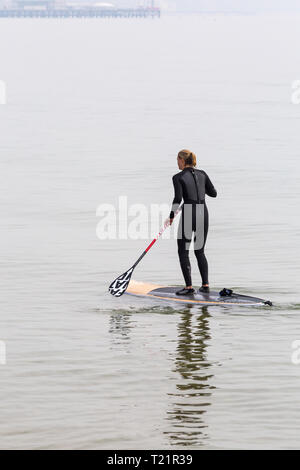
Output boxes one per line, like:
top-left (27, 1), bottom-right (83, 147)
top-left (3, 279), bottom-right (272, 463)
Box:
top-left (178, 149), bottom-right (197, 167)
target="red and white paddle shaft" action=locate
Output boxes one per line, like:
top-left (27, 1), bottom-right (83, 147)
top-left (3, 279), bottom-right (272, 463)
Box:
top-left (145, 207), bottom-right (181, 253)
top-left (109, 208), bottom-right (181, 297)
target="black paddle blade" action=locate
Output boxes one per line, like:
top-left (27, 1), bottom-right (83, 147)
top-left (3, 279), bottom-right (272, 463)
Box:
top-left (108, 267), bottom-right (134, 297)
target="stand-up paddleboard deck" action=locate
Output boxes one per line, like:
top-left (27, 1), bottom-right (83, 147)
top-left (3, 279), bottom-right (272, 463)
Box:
top-left (126, 281), bottom-right (272, 306)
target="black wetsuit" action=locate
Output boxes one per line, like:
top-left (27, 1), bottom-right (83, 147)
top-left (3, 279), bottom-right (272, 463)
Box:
top-left (170, 167), bottom-right (217, 287)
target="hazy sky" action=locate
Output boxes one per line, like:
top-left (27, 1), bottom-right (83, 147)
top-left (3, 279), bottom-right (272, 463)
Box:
top-left (114, 0), bottom-right (300, 11)
top-left (158, 0), bottom-right (300, 12)
top-left (2, 0), bottom-right (300, 11)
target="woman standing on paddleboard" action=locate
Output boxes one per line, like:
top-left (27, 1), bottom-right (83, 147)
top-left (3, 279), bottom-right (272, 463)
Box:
top-left (168, 150), bottom-right (217, 296)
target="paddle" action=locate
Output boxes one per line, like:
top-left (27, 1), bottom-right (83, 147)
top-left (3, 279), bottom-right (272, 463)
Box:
top-left (108, 208), bottom-right (181, 297)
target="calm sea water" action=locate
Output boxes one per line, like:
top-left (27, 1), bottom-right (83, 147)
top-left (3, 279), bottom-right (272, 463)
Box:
top-left (1, 13), bottom-right (300, 450)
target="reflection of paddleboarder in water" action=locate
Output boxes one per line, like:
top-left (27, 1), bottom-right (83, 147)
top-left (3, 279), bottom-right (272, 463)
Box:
top-left (165, 306), bottom-right (213, 447)
top-left (167, 150), bottom-right (217, 296)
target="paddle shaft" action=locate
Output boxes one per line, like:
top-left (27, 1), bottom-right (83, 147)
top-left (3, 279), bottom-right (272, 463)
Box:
top-left (109, 208), bottom-right (181, 297)
top-left (132, 208), bottom-right (181, 270)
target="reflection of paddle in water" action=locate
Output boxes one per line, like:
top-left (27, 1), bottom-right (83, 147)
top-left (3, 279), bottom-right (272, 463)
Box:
top-left (108, 311), bottom-right (133, 345)
top-left (108, 306), bottom-right (176, 345)
top-left (165, 307), bottom-right (215, 448)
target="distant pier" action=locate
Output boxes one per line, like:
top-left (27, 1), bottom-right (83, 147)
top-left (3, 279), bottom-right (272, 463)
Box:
top-left (0, 7), bottom-right (161, 18)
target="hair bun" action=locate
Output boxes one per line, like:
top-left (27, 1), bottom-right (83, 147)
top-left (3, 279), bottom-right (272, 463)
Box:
top-left (178, 149), bottom-right (197, 167)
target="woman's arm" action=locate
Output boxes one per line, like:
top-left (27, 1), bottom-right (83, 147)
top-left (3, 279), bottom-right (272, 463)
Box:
top-left (169, 174), bottom-right (183, 219)
top-left (205, 172), bottom-right (217, 198)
